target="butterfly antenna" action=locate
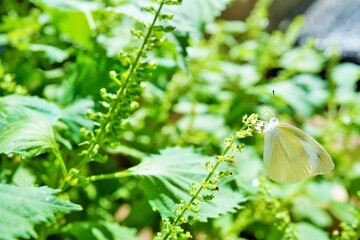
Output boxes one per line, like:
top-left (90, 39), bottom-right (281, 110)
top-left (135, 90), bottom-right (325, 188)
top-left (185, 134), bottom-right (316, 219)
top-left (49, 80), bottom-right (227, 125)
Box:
top-left (259, 108), bottom-right (274, 120)
top-left (272, 90), bottom-right (278, 117)
top-left (259, 90), bottom-right (277, 121)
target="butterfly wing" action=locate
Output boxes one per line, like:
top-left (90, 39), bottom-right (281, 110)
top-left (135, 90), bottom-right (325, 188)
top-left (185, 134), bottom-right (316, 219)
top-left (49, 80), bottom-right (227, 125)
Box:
top-left (278, 123), bottom-right (334, 176)
top-left (264, 124), bottom-right (313, 183)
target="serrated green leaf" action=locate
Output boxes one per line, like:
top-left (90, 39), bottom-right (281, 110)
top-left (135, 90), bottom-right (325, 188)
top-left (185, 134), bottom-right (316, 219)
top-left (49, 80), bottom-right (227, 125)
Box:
top-left (167, 0), bottom-right (232, 42)
top-left (295, 222), bottom-right (330, 240)
top-left (34, 0), bottom-right (96, 49)
top-left (12, 166), bottom-right (36, 187)
top-left (292, 197), bottom-right (333, 227)
top-left (0, 113), bottom-right (57, 159)
top-left (329, 201), bottom-right (358, 224)
top-left (0, 96), bottom-right (58, 158)
top-left (0, 183), bottom-right (82, 240)
top-left (330, 63), bottom-right (360, 104)
top-left (264, 74), bottom-right (328, 117)
top-left (63, 221), bottom-right (140, 240)
top-left (60, 99), bottom-right (94, 142)
top-left (0, 95), bottom-right (62, 123)
top-left (110, 1), bottom-right (153, 24)
top-left (0, 95), bottom-right (91, 152)
top-left (174, 101), bottom-right (209, 114)
top-left (232, 147), bottom-right (263, 191)
top-left (177, 114), bottom-right (224, 133)
top-left (32, 0), bottom-right (99, 11)
top-left (280, 48), bottom-right (325, 73)
top-left (219, 62), bottom-right (260, 86)
top-left (29, 44), bottom-right (69, 63)
top-left (129, 147), bottom-right (246, 222)
top-left (165, 0), bottom-right (231, 70)
top-left (304, 181), bottom-right (333, 203)
top-left (331, 63), bottom-right (360, 86)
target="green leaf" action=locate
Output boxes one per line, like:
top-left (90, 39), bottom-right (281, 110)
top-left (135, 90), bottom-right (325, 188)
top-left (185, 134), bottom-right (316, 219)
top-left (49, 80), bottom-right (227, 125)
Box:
top-left (0, 112), bottom-right (57, 159)
top-left (295, 222), bottom-right (330, 240)
top-left (167, 0), bottom-right (232, 42)
top-left (111, 1), bottom-right (152, 24)
top-left (0, 95), bottom-right (58, 159)
top-left (177, 114), bottom-right (226, 136)
top-left (292, 196), bottom-right (333, 227)
top-left (34, 0), bottom-right (96, 49)
top-left (29, 44), bottom-right (69, 63)
top-left (330, 63), bottom-right (360, 104)
top-left (12, 166), bottom-right (36, 187)
top-left (329, 201), bottom-right (358, 224)
top-left (0, 183), bottom-right (82, 240)
top-left (280, 48), bottom-right (325, 73)
top-left (63, 221), bottom-right (140, 240)
top-left (304, 181), bottom-right (333, 203)
top-left (0, 95), bottom-right (62, 123)
top-left (219, 62), bottom-right (261, 87)
top-left (174, 101), bottom-right (209, 114)
top-left (264, 74), bottom-right (329, 117)
top-left (232, 147), bottom-right (263, 191)
top-left (129, 147), bottom-right (246, 222)
top-left (165, 0), bottom-right (231, 69)
top-left (0, 95), bottom-right (91, 148)
top-left (60, 99), bottom-right (94, 142)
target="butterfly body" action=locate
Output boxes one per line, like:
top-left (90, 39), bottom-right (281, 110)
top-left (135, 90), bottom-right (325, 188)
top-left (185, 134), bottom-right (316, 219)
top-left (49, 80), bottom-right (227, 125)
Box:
top-left (263, 117), bottom-right (334, 183)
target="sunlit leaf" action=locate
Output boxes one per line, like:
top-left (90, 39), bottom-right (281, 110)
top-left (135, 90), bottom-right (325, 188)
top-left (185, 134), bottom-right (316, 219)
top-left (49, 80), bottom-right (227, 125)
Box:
top-left (60, 99), bottom-right (94, 142)
top-left (177, 114), bottom-right (224, 133)
top-left (0, 111), bottom-right (57, 159)
top-left (263, 74), bottom-right (329, 117)
top-left (110, 1), bottom-right (152, 24)
top-left (29, 44), bottom-right (69, 63)
top-left (165, 0), bottom-right (231, 70)
top-left (0, 95), bottom-right (92, 147)
top-left (34, 0), bottom-right (96, 49)
top-left (304, 181), bottom-right (333, 202)
top-left (329, 201), bottom-right (358, 224)
top-left (63, 221), bottom-right (140, 240)
top-left (176, 113), bottom-right (231, 143)
top-left (174, 101), bottom-right (209, 114)
top-left (12, 166), bottom-right (37, 187)
top-left (166, 0), bottom-right (232, 42)
top-left (0, 183), bottom-right (82, 240)
top-left (330, 63), bottom-right (360, 104)
top-left (219, 62), bottom-right (261, 87)
top-left (0, 95), bottom-right (62, 123)
top-left (292, 196), bottom-right (333, 227)
top-left (295, 222), bottom-right (330, 240)
top-left (280, 48), bottom-right (325, 73)
top-left (232, 147), bottom-right (263, 191)
top-left (129, 147), bottom-right (246, 222)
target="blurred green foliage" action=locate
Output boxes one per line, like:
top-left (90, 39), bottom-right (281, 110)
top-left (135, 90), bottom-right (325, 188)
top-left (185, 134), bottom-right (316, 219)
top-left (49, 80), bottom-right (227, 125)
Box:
top-left (0, 0), bottom-right (359, 239)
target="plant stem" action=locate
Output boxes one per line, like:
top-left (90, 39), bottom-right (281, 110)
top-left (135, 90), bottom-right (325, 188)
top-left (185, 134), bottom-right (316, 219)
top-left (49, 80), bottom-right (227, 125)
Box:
top-left (85, 170), bottom-right (133, 182)
top-left (77, 1), bottom-right (165, 170)
top-left (162, 123), bottom-right (248, 240)
top-left (52, 148), bottom-right (67, 177)
top-left (61, 1), bottom-right (166, 191)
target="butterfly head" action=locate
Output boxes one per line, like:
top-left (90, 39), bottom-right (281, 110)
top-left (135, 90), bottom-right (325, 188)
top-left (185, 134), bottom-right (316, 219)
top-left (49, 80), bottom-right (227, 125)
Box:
top-left (264, 117), bottom-right (279, 134)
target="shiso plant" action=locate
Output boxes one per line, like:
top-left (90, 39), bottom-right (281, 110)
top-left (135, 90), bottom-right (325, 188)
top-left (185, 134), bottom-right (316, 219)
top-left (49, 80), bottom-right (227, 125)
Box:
top-left (156, 113), bottom-right (259, 239)
top-left (0, 0), bottom-right (359, 239)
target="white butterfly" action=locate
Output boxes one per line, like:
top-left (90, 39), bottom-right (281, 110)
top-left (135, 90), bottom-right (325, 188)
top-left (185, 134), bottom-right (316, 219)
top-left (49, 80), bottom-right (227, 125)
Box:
top-left (263, 117), bottom-right (334, 183)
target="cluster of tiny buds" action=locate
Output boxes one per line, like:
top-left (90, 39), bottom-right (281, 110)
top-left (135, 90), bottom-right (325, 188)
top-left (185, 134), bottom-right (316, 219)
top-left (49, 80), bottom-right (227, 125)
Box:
top-left (217, 155), bottom-right (234, 163)
top-left (158, 112), bottom-right (261, 238)
top-left (242, 113), bottom-right (257, 124)
top-left (162, 0), bottom-right (182, 5)
top-left (255, 121), bottom-right (265, 134)
top-left (224, 135), bottom-right (235, 148)
top-left (155, 216), bottom-right (192, 239)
